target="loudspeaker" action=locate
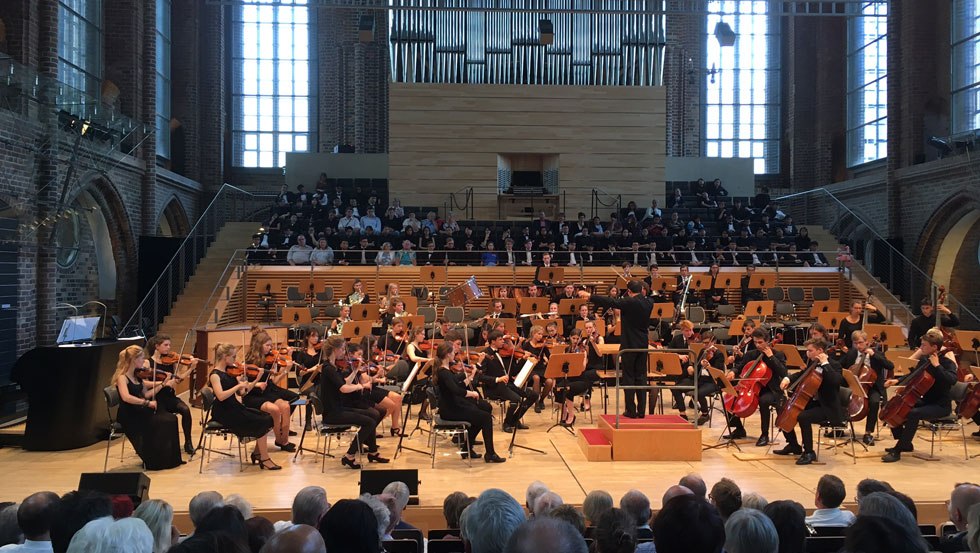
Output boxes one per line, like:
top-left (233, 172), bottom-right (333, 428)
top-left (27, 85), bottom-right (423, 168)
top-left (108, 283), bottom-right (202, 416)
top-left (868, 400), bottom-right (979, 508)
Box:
top-left (78, 472), bottom-right (151, 507)
top-left (358, 469), bottom-right (420, 505)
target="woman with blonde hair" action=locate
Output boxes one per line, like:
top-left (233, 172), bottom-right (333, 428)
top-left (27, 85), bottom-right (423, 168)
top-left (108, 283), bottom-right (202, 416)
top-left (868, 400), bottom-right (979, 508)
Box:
top-left (208, 343), bottom-right (279, 469)
top-left (110, 345), bottom-right (182, 469)
top-left (133, 499), bottom-right (175, 553)
top-left (242, 331), bottom-right (298, 452)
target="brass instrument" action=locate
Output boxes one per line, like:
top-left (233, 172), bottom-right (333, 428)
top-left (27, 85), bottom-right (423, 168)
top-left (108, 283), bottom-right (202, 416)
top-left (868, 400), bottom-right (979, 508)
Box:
top-left (347, 291), bottom-right (364, 305)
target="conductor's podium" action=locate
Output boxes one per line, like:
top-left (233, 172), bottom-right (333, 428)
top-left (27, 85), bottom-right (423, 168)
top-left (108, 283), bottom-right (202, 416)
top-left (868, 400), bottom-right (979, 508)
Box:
top-left (578, 415), bottom-right (702, 462)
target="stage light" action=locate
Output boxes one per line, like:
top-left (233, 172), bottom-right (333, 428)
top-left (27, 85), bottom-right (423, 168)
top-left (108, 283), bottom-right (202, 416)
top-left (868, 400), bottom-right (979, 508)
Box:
top-left (714, 21), bottom-right (736, 47)
top-left (928, 136), bottom-right (952, 158)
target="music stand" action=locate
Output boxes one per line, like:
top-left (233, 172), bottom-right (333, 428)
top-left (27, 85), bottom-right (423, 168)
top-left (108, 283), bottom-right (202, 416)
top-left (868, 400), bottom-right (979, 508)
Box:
top-left (493, 318), bottom-right (519, 336)
top-left (400, 315), bottom-right (426, 334)
top-left (342, 321), bottom-right (375, 342)
top-left (719, 274), bottom-right (739, 289)
top-left (507, 357), bottom-right (547, 456)
top-left (535, 266), bottom-right (564, 286)
top-left (558, 298), bottom-right (588, 316)
top-left (744, 300), bottom-right (775, 322)
top-left (774, 343), bottom-right (807, 370)
top-left (809, 300), bottom-right (839, 318)
top-left (545, 353), bottom-right (586, 435)
top-left (703, 367), bottom-right (743, 451)
top-left (281, 307), bottom-right (313, 325)
top-left (958, 332), bottom-right (980, 368)
top-left (817, 312), bottom-right (848, 334)
top-left (865, 323), bottom-right (908, 349)
top-left (748, 273), bottom-right (771, 290)
top-left (519, 297), bottom-right (550, 317)
top-left (653, 277), bottom-right (675, 296)
top-left (691, 275), bottom-right (712, 292)
top-left (729, 317), bottom-right (748, 337)
top-left (420, 266), bottom-right (448, 287)
top-left (395, 361), bottom-right (433, 458)
top-left (350, 304), bottom-right (375, 321)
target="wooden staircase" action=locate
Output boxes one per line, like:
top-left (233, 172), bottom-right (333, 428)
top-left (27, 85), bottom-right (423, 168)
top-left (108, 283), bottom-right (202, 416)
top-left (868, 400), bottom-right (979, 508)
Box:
top-left (156, 222), bottom-right (259, 354)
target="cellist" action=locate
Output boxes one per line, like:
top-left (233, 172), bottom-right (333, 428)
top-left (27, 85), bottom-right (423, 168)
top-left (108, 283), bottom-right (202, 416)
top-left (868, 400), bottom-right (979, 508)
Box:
top-left (722, 328), bottom-right (789, 447)
top-left (772, 338), bottom-right (843, 465)
top-left (881, 328), bottom-right (957, 463)
top-left (839, 330), bottom-right (894, 446)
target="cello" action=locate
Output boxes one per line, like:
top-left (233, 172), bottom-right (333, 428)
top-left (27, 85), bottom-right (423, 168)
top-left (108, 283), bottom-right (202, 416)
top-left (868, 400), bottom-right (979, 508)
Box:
top-left (879, 357), bottom-right (935, 428)
top-left (957, 380), bottom-right (980, 420)
top-left (845, 336), bottom-right (882, 422)
top-left (936, 286), bottom-right (968, 381)
top-left (775, 359), bottom-right (824, 433)
top-left (723, 353), bottom-right (772, 418)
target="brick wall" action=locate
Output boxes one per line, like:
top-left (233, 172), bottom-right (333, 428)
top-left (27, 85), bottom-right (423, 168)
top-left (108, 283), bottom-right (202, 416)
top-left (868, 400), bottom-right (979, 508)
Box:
top-left (663, 0), bottom-right (702, 157)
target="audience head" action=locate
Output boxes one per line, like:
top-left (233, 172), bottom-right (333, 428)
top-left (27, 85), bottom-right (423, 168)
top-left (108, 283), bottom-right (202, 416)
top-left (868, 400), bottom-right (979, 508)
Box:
top-left (594, 509), bottom-right (636, 553)
top-left (357, 494), bottom-right (391, 540)
top-left (710, 478), bottom-right (742, 520)
top-left (948, 483), bottom-right (980, 532)
top-left (291, 486), bottom-right (330, 528)
top-left (967, 504), bottom-right (980, 553)
top-left (317, 499), bottom-right (382, 553)
top-left (546, 505), bottom-right (586, 536)
top-left (132, 498), bottom-right (174, 553)
top-left (15, 491), bottom-right (60, 542)
top-left (382, 482), bottom-right (411, 515)
top-left (725, 509), bottom-right (778, 553)
top-left (188, 491), bottom-right (224, 528)
top-left (51, 490), bottom-right (113, 553)
top-left (259, 524), bottom-right (326, 553)
top-left (460, 489), bottom-right (525, 553)
top-left (763, 500), bottom-right (807, 553)
top-left (844, 515), bottom-right (928, 553)
top-left (884, 490), bottom-right (917, 520)
top-left (224, 494), bottom-right (253, 521)
top-left (679, 474), bottom-right (707, 499)
top-left (742, 493), bottom-right (768, 511)
top-left (661, 485), bottom-right (693, 506)
top-left (525, 482), bottom-right (549, 513)
top-left (816, 474), bottom-right (846, 509)
top-left (110, 495), bottom-right (134, 520)
top-left (0, 503), bottom-right (21, 547)
top-left (442, 491), bottom-right (475, 530)
top-left (245, 516), bottom-right (275, 553)
top-left (532, 492), bottom-right (563, 518)
top-left (618, 490), bottom-right (651, 528)
top-left (582, 490), bottom-right (614, 525)
top-left (504, 517), bottom-right (587, 553)
top-left (652, 495), bottom-right (725, 553)
top-left (857, 492), bottom-right (917, 531)
top-left (855, 479), bottom-right (892, 505)
top-left (196, 505), bottom-right (247, 539)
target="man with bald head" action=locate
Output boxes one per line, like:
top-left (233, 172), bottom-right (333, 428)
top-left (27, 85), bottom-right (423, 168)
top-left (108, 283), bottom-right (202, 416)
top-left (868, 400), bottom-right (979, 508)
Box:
top-left (259, 524), bottom-right (326, 553)
top-left (0, 491), bottom-right (60, 552)
top-left (940, 483), bottom-right (980, 553)
top-left (662, 485), bottom-right (694, 506)
top-left (679, 474), bottom-right (707, 499)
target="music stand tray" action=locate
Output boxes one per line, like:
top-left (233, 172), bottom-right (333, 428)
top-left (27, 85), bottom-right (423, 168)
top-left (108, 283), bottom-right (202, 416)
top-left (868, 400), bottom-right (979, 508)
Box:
top-left (342, 321), bottom-right (375, 341)
top-left (350, 304), bottom-right (375, 321)
top-left (651, 303), bottom-right (675, 320)
top-left (519, 297), bottom-right (549, 316)
top-left (773, 344), bottom-right (807, 370)
top-left (545, 353), bottom-right (587, 435)
top-left (420, 266), bottom-right (448, 287)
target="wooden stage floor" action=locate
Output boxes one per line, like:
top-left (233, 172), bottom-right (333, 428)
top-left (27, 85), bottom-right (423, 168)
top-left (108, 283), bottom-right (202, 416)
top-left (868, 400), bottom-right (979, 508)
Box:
top-left (2, 390), bottom-right (978, 512)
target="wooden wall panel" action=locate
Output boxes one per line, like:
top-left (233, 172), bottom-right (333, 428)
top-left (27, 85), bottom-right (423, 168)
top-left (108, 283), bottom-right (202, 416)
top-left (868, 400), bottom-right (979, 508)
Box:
top-left (388, 83), bottom-right (666, 217)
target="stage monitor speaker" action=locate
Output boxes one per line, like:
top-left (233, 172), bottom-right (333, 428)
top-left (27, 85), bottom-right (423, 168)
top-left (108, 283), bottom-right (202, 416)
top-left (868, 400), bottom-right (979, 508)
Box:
top-left (358, 469), bottom-right (420, 505)
top-left (78, 472), bottom-right (151, 507)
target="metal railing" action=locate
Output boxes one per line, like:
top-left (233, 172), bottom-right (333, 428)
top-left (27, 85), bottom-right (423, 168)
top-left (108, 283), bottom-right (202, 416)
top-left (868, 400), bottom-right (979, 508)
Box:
top-left (122, 184), bottom-right (278, 335)
top-left (591, 189), bottom-right (622, 220)
top-left (179, 248), bottom-right (251, 353)
top-left (445, 187), bottom-right (474, 220)
top-left (775, 187), bottom-right (980, 330)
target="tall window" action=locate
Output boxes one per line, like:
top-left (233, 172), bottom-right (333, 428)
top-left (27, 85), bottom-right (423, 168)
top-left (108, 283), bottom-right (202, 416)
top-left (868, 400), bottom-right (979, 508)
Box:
top-left (846, 1), bottom-right (887, 166)
top-left (703, 0), bottom-right (780, 175)
top-left (232, 0), bottom-right (312, 168)
top-left (58, 0), bottom-right (102, 100)
top-left (952, 0), bottom-right (980, 133)
top-left (156, 0), bottom-right (172, 160)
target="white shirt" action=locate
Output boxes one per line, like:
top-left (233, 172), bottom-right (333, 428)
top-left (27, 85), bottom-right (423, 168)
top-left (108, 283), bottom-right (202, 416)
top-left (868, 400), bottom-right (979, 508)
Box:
top-left (310, 247), bottom-right (334, 265)
top-left (360, 215), bottom-right (381, 233)
top-left (287, 244), bottom-right (313, 265)
top-left (0, 540), bottom-right (54, 552)
top-left (338, 216), bottom-right (361, 232)
top-left (805, 508), bottom-right (856, 527)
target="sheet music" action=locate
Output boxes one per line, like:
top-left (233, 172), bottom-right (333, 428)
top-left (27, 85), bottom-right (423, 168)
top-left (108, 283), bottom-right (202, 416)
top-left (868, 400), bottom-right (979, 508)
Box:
top-left (514, 359), bottom-right (535, 388)
top-left (401, 362), bottom-right (422, 393)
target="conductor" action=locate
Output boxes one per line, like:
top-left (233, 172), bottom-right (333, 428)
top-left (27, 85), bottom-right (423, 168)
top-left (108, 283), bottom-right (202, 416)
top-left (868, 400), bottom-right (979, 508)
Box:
top-left (584, 280), bottom-right (655, 418)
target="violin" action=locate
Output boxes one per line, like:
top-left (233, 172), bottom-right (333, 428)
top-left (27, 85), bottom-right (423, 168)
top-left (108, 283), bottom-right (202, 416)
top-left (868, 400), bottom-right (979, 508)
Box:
top-left (159, 352), bottom-right (199, 366)
top-left (957, 380), bottom-right (980, 420)
top-left (135, 367), bottom-right (173, 382)
top-left (417, 340), bottom-right (433, 351)
top-left (225, 363), bottom-right (263, 379)
top-left (775, 359), bottom-right (823, 433)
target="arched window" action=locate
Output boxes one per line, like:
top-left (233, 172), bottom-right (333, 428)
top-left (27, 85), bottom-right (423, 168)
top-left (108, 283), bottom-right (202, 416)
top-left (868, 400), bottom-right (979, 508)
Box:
top-left (952, 0), bottom-right (980, 133)
top-left (846, 1), bottom-right (887, 166)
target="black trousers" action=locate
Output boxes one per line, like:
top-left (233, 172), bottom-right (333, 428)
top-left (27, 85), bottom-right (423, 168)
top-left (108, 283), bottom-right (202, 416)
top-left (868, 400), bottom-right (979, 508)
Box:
top-left (156, 386), bottom-right (193, 446)
top-left (440, 401), bottom-right (496, 456)
top-left (322, 407), bottom-right (382, 456)
top-left (620, 352), bottom-right (648, 416)
top-left (890, 402), bottom-right (950, 450)
top-left (783, 404), bottom-right (837, 453)
top-left (555, 370), bottom-right (599, 402)
top-left (485, 383), bottom-right (538, 425)
top-left (865, 389), bottom-right (883, 434)
top-left (728, 390), bottom-right (780, 435)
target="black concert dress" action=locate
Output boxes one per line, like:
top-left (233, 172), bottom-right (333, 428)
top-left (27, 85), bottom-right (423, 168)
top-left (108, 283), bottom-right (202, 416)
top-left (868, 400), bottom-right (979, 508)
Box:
top-left (117, 376), bottom-right (182, 470)
top-left (210, 370), bottom-right (275, 438)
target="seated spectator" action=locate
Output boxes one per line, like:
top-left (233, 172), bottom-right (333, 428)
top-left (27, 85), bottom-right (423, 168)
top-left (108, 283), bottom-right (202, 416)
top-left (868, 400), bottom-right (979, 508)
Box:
top-left (286, 235), bottom-right (313, 266)
top-left (725, 509), bottom-right (778, 553)
top-left (375, 242), bottom-right (395, 266)
top-left (806, 475), bottom-right (856, 527)
top-left (581, 490), bottom-right (613, 526)
top-left (618, 490), bottom-right (651, 539)
top-left (482, 243), bottom-right (499, 266)
top-left (594, 509), bottom-right (635, 553)
top-left (460, 489), bottom-right (525, 553)
top-left (710, 478), bottom-right (742, 522)
top-left (545, 505), bottom-right (585, 537)
top-left (661, 485), bottom-right (693, 506)
top-left (855, 479), bottom-right (893, 506)
top-left (667, 187), bottom-right (683, 209)
top-left (395, 240), bottom-right (416, 266)
top-left (195, 506), bottom-right (247, 540)
top-left (967, 504), bottom-right (980, 553)
top-left (1, 492), bottom-right (59, 552)
top-left (504, 518), bottom-right (587, 553)
top-left (51, 490), bottom-right (113, 553)
top-left (941, 484), bottom-right (980, 553)
top-left (532, 492), bottom-right (563, 519)
top-left (884, 490), bottom-right (917, 521)
top-left (310, 238), bottom-right (334, 266)
top-left (805, 241), bottom-right (829, 267)
top-left (69, 517), bottom-right (152, 553)
top-left (652, 495), bottom-right (725, 553)
top-left (357, 495), bottom-right (391, 542)
top-left (259, 524), bottom-right (325, 553)
top-left (246, 235), bottom-right (269, 265)
top-left (224, 496), bottom-right (253, 521)
top-left (679, 474), bottom-right (707, 499)
top-left (381, 482), bottom-right (416, 531)
top-left (360, 208), bottom-right (381, 234)
top-left (402, 213), bottom-right (421, 233)
top-left (857, 493), bottom-right (918, 532)
top-left (317, 500), bottom-right (380, 553)
top-left (245, 517), bottom-right (274, 553)
top-left (133, 499), bottom-right (175, 553)
top-left (337, 209), bottom-right (361, 233)
top-left (844, 516), bottom-right (928, 553)
top-left (742, 492), bottom-right (768, 511)
top-left (441, 492), bottom-right (475, 534)
top-left (763, 500), bottom-right (807, 553)
top-left (708, 178), bottom-right (728, 197)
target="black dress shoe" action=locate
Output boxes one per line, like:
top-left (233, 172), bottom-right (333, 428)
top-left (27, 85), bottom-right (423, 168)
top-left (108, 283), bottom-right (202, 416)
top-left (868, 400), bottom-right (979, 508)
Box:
top-left (502, 424), bottom-right (515, 433)
top-left (484, 453), bottom-right (506, 463)
top-left (534, 402), bottom-right (544, 413)
top-left (795, 451), bottom-right (817, 465)
top-left (341, 456), bottom-right (362, 469)
top-left (367, 452), bottom-right (390, 463)
top-left (881, 451), bottom-right (901, 463)
top-left (862, 433), bottom-right (875, 446)
top-left (460, 449), bottom-right (481, 460)
top-left (722, 430), bottom-right (747, 440)
top-left (755, 435), bottom-right (770, 447)
top-left (516, 422), bottom-right (530, 430)
top-left (885, 443), bottom-right (914, 453)
top-left (773, 444), bottom-right (802, 456)
top-left (696, 413), bottom-right (710, 426)
top-left (288, 430), bottom-right (298, 437)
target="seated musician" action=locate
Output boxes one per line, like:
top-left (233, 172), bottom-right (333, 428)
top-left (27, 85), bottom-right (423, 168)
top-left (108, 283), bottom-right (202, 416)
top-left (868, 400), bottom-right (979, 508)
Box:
top-left (773, 338), bottom-right (843, 465)
top-left (603, 305), bottom-right (621, 345)
top-left (723, 328), bottom-right (788, 446)
top-left (478, 330), bottom-right (539, 433)
top-left (839, 330), bottom-right (894, 446)
top-left (673, 265), bottom-right (698, 305)
top-left (328, 305), bottom-right (353, 336)
top-left (524, 326), bottom-right (556, 413)
top-left (317, 336), bottom-right (389, 469)
top-left (433, 342), bottom-right (506, 463)
top-left (380, 298), bottom-right (407, 332)
top-left (837, 300), bottom-right (885, 350)
top-left (570, 304), bottom-right (596, 337)
top-left (346, 278), bottom-right (370, 305)
top-left (667, 320), bottom-right (698, 420)
top-left (544, 321), bottom-right (565, 346)
top-left (244, 331), bottom-right (299, 452)
top-left (556, 329), bottom-right (601, 426)
top-left (684, 331), bottom-right (727, 425)
top-left (704, 263), bottom-right (728, 315)
top-left (293, 329), bottom-right (324, 431)
top-left (740, 265), bottom-right (763, 307)
top-left (728, 318), bottom-right (758, 368)
top-left (144, 334), bottom-right (196, 455)
top-left (553, 284), bottom-right (578, 305)
top-left (347, 343), bottom-right (404, 437)
top-left (378, 318), bottom-right (412, 382)
top-left (881, 328), bottom-right (958, 463)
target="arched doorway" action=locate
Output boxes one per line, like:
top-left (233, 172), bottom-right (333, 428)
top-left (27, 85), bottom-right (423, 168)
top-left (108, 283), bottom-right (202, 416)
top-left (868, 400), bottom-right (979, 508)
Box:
top-left (915, 192), bottom-right (980, 328)
top-left (157, 196), bottom-right (191, 237)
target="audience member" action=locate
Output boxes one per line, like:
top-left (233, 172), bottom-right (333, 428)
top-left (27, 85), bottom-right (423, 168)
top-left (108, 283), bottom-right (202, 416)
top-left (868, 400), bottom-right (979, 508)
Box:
top-left (857, 493), bottom-right (918, 532)
top-left (844, 516), bottom-right (928, 553)
top-left (661, 485), bottom-right (693, 506)
top-left (545, 505), bottom-right (585, 536)
top-left (525, 482), bottom-right (550, 516)
top-left (258, 524), bottom-right (325, 553)
top-left (742, 492), bottom-right (768, 511)
top-left (460, 489), bottom-right (525, 553)
top-left (855, 479), bottom-right (893, 505)
top-left (224, 495), bottom-right (253, 522)
top-left (885, 490), bottom-right (918, 520)
top-left (109, 496), bottom-right (134, 520)
top-left (806, 475), bottom-right (855, 527)
top-left (679, 474), bottom-right (707, 499)
top-left (357, 495), bottom-right (391, 542)
top-left (582, 491), bottom-right (614, 526)
top-left (652, 495), bottom-right (725, 553)
top-left (275, 486), bottom-right (329, 532)
top-left (0, 492), bottom-right (59, 553)
top-left (967, 504), bottom-right (980, 553)
top-left (442, 492), bottom-right (474, 531)
top-left (619, 490), bottom-right (652, 539)
top-left (244, 517), bottom-right (274, 553)
top-left (317, 499), bottom-right (381, 553)
top-left (941, 483), bottom-right (980, 553)
top-left (187, 492), bottom-right (224, 534)
top-left (594, 509), bottom-right (636, 553)
top-left (532, 492), bottom-right (563, 519)
top-left (381, 482), bottom-right (416, 531)
top-left (725, 509), bottom-right (778, 553)
top-left (504, 517), bottom-right (587, 553)
top-left (133, 499), bottom-right (175, 553)
top-left (763, 500), bottom-right (807, 553)
top-left (710, 478), bottom-right (742, 521)
top-left (0, 504), bottom-right (21, 548)
top-left (50, 490), bottom-right (113, 553)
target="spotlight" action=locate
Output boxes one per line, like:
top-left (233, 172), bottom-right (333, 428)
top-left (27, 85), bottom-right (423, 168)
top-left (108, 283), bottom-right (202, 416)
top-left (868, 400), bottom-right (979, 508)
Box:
top-left (714, 21), bottom-right (736, 47)
top-left (928, 136), bottom-right (952, 158)
top-left (358, 15), bottom-right (375, 43)
top-left (539, 19), bottom-right (554, 45)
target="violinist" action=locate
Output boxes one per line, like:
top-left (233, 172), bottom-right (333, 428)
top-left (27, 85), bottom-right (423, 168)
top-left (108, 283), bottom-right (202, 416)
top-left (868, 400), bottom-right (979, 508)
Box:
top-left (839, 330), bottom-right (894, 446)
top-left (544, 321), bottom-right (565, 346)
top-left (111, 345), bottom-right (183, 470)
top-left (317, 335), bottom-right (389, 469)
top-left (479, 330), bottom-right (539, 432)
top-left (346, 344), bottom-right (404, 438)
top-left (433, 342), bottom-right (506, 463)
top-left (292, 329), bottom-right (324, 430)
top-left (208, 343), bottom-right (278, 470)
top-left (524, 326), bottom-right (556, 413)
top-left (243, 332), bottom-right (298, 452)
top-left (667, 320), bottom-right (699, 421)
top-left (722, 328), bottom-right (788, 446)
top-left (837, 300), bottom-right (885, 350)
top-left (328, 305), bottom-right (353, 336)
top-left (571, 304), bottom-right (595, 337)
top-left (881, 328), bottom-right (957, 463)
top-left (555, 330), bottom-right (598, 426)
top-left (772, 338), bottom-right (843, 465)
top-left (579, 321), bottom-right (605, 411)
top-left (689, 331), bottom-right (726, 425)
top-left (603, 304), bottom-right (621, 345)
top-left (729, 318), bottom-right (758, 366)
top-left (346, 278), bottom-right (370, 305)
top-left (379, 318), bottom-right (412, 382)
top-left (144, 334), bottom-right (196, 455)
top-left (405, 327), bottom-right (431, 367)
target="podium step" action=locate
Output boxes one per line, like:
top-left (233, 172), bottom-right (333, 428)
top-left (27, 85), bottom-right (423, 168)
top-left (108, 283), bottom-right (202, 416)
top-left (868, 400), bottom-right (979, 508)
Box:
top-left (577, 428), bottom-right (612, 462)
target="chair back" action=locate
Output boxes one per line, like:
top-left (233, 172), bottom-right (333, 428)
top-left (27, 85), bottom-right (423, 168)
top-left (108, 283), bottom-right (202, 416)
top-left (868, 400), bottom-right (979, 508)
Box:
top-left (949, 381), bottom-right (969, 402)
top-left (767, 287), bottom-right (785, 301)
top-left (418, 306), bottom-right (437, 323)
top-left (685, 306), bottom-right (706, 324)
top-left (287, 286), bottom-right (305, 301)
top-left (444, 307), bottom-right (464, 323)
top-left (776, 301), bottom-right (796, 317)
top-left (427, 539), bottom-right (465, 553)
top-left (307, 392), bottom-right (323, 416)
top-left (469, 308), bottom-right (486, 320)
top-left (381, 539), bottom-right (419, 553)
top-left (716, 304), bottom-right (737, 320)
top-left (803, 536), bottom-right (844, 553)
top-left (788, 287), bottom-right (806, 303)
top-left (427, 529), bottom-right (461, 540)
top-left (103, 385), bottom-right (121, 410)
top-left (391, 529), bottom-right (424, 548)
top-left (199, 386), bottom-right (216, 411)
top-left (316, 287), bottom-right (334, 301)
top-left (811, 287), bottom-right (831, 301)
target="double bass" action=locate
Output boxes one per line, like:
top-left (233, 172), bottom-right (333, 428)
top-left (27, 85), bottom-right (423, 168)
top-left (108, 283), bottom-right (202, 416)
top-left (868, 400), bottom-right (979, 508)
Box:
top-left (936, 286), bottom-right (968, 381)
top-left (723, 353), bottom-right (772, 418)
top-left (775, 359), bottom-right (823, 433)
top-left (879, 357), bottom-right (936, 428)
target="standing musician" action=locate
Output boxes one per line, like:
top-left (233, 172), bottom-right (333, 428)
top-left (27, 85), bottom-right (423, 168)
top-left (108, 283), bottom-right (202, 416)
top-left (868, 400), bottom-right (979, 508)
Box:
top-left (328, 305), bottom-right (353, 336)
top-left (667, 320), bottom-right (698, 421)
top-left (881, 328), bottom-right (958, 462)
top-left (144, 335), bottom-right (197, 455)
top-left (703, 263), bottom-right (728, 315)
top-left (292, 329), bottom-right (324, 431)
top-left (722, 328), bottom-right (788, 446)
top-left (433, 342), bottom-right (506, 463)
top-left (524, 326), bottom-right (556, 413)
top-left (243, 331), bottom-right (298, 452)
top-left (908, 297), bottom-right (960, 349)
top-left (112, 345), bottom-right (183, 470)
top-left (582, 280), bottom-right (655, 419)
top-left (836, 300), bottom-right (885, 350)
top-left (208, 343), bottom-right (278, 470)
top-left (317, 335), bottom-right (389, 469)
top-left (346, 278), bottom-right (370, 305)
top-left (772, 338), bottom-right (843, 465)
top-left (839, 330), bottom-right (894, 446)
top-left (478, 330), bottom-right (539, 433)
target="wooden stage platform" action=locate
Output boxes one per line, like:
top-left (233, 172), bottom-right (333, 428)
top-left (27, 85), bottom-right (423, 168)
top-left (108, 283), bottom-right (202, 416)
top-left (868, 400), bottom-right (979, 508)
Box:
top-left (1, 387), bottom-right (977, 529)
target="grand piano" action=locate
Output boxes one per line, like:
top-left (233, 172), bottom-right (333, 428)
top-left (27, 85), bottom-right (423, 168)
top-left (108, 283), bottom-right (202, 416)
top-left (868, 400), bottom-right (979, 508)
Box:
top-left (11, 340), bottom-right (135, 451)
